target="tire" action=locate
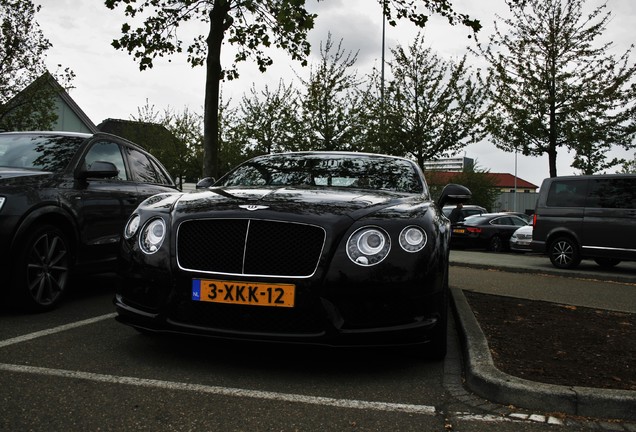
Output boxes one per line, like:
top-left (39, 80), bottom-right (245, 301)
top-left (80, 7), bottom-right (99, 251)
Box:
top-left (488, 235), bottom-right (503, 252)
top-left (11, 224), bottom-right (72, 312)
top-left (548, 236), bottom-right (581, 269)
top-left (594, 258), bottom-right (621, 268)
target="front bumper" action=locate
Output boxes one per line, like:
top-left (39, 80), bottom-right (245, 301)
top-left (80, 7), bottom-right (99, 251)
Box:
top-left (114, 266), bottom-right (447, 348)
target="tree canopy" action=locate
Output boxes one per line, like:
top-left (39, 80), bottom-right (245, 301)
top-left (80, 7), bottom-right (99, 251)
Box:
top-left (378, 33), bottom-right (489, 168)
top-left (477, 0), bottom-right (636, 177)
top-left (0, 0), bottom-right (73, 130)
top-left (106, 0), bottom-right (483, 179)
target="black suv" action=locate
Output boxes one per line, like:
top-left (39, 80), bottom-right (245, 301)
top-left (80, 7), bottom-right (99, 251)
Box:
top-left (0, 131), bottom-right (177, 310)
top-left (531, 174), bottom-right (636, 269)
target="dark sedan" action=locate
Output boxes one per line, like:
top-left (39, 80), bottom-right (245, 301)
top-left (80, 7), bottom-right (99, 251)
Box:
top-left (0, 131), bottom-right (177, 311)
top-left (115, 152), bottom-right (471, 359)
top-left (450, 213), bottom-right (529, 252)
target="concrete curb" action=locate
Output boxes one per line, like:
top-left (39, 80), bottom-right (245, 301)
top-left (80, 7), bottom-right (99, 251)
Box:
top-left (450, 285), bottom-right (636, 421)
top-left (449, 253), bottom-right (636, 285)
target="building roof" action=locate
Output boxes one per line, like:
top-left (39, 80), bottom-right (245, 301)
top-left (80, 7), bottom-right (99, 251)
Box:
top-left (96, 118), bottom-right (176, 151)
top-left (4, 71), bottom-right (97, 133)
top-left (426, 171), bottom-right (539, 189)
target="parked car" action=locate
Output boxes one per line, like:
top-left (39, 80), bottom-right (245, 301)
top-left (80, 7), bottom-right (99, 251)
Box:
top-left (0, 131), bottom-right (177, 311)
top-left (509, 224), bottom-right (533, 252)
top-left (450, 213), bottom-right (529, 252)
top-left (442, 204), bottom-right (486, 222)
top-left (531, 174), bottom-right (636, 269)
top-left (115, 152), bottom-right (471, 359)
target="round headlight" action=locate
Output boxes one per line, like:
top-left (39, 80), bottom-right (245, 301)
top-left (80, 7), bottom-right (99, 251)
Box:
top-left (139, 218), bottom-right (166, 254)
top-left (347, 227), bottom-right (390, 266)
top-left (124, 214), bottom-right (140, 239)
top-left (399, 226), bottom-right (427, 252)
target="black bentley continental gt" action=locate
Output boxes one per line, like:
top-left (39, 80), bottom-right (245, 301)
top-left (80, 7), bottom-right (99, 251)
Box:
top-left (115, 152), bottom-right (470, 358)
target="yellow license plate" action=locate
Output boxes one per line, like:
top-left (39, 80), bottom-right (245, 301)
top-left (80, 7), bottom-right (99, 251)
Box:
top-left (192, 279), bottom-right (295, 308)
top-left (453, 228), bottom-right (465, 234)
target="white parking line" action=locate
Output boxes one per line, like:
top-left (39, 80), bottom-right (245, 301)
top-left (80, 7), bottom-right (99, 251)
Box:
top-left (0, 314), bottom-right (565, 426)
top-left (0, 363), bottom-right (437, 415)
top-left (0, 313), bottom-right (117, 348)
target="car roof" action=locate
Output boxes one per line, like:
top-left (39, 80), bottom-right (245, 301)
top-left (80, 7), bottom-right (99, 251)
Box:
top-left (0, 131), bottom-right (92, 138)
top-left (253, 151), bottom-right (418, 165)
top-left (0, 130), bottom-right (152, 153)
top-left (463, 212), bottom-right (529, 222)
top-left (442, 204), bottom-right (485, 209)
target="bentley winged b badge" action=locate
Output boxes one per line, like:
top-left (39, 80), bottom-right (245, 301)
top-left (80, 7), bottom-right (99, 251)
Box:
top-left (238, 204), bottom-right (269, 211)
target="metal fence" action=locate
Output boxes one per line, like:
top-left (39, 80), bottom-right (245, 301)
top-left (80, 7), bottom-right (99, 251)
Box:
top-left (491, 192), bottom-right (539, 215)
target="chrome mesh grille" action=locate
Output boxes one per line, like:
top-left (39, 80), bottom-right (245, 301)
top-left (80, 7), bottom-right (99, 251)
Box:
top-left (177, 219), bottom-right (325, 277)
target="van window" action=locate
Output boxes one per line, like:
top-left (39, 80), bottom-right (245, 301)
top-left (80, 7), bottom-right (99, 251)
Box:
top-left (588, 178), bottom-right (636, 209)
top-left (546, 180), bottom-right (588, 207)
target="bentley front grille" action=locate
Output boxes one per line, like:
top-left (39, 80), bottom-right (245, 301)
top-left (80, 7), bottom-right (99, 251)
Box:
top-left (177, 219), bottom-right (325, 277)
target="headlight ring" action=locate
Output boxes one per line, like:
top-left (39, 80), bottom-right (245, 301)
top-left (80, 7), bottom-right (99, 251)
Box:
top-left (399, 226), bottom-right (427, 252)
top-left (347, 226), bottom-right (391, 266)
top-left (139, 217), bottom-right (166, 254)
top-left (124, 214), bottom-right (140, 240)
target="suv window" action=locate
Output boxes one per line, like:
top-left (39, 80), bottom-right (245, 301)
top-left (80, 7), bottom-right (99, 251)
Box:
top-left (149, 158), bottom-right (172, 185)
top-left (588, 178), bottom-right (636, 209)
top-left (546, 179), bottom-right (588, 207)
top-left (127, 147), bottom-right (163, 184)
top-left (84, 141), bottom-right (128, 180)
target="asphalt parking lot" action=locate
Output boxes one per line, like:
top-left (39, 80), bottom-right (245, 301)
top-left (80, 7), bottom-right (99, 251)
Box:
top-left (1, 255), bottom-right (635, 431)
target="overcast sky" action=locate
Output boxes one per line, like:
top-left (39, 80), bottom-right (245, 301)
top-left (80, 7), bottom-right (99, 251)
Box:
top-left (35, 0), bottom-right (636, 187)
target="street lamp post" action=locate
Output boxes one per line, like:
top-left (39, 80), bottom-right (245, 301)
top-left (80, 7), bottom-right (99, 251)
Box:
top-left (514, 147), bottom-right (518, 212)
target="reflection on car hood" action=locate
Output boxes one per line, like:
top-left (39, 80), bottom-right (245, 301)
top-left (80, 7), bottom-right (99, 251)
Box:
top-left (0, 167), bottom-right (50, 181)
top-left (174, 186), bottom-right (421, 220)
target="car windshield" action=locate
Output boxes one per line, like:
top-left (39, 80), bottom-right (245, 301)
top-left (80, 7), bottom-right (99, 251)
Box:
top-left (218, 153), bottom-right (425, 194)
top-left (0, 134), bottom-right (85, 172)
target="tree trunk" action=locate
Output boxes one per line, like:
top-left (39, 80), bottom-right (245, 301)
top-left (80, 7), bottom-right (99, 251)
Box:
top-left (203, 2), bottom-right (231, 179)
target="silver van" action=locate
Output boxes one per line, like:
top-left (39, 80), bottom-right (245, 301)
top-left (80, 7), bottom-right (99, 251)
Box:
top-left (530, 174), bottom-right (636, 269)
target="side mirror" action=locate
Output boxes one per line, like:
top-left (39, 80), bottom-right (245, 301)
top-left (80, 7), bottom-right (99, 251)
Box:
top-left (196, 177), bottom-right (216, 189)
top-left (437, 183), bottom-right (471, 208)
top-left (76, 161), bottom-right (119, 180)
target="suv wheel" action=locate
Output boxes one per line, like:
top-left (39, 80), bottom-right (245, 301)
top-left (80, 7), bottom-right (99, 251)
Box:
top-left (488, 235), bottom-right (503, 252)
top-left (549, 236), bottom-right (581, 269)
top-left (12, 225), bottom-right (72, 311)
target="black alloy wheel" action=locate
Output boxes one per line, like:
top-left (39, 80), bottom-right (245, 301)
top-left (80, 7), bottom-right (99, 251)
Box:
top-left (13, 225), bottom-right (71, 311)
top-left (488, 235), bottom-right (503, 252)
top-left (549, 236), bottom-right (581, 269)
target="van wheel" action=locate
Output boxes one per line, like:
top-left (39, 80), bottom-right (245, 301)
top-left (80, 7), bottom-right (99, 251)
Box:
top-left (11, 225), bottom-right (72, 312)
top-left (488, 235), bottom-right (503, 252)
top-left (594, 258), bottom-right (621, 268)
top-left (549, 237), bottom-right (581, 269)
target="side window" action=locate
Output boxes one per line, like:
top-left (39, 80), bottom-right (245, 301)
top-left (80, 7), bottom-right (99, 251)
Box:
top-left (84, 141), bottom-right (128, 180)
top-left (126, 147), bottom-right (160, 183)
top-left (512, 217), bottom-right (527, 226)
top-left (491, 217), bottom-right (505, 225)
top-left (588, 178), bottom-right (636, 209)
top-left (546, 180), bottom-right (587, 207)
top-left (149, 158), bottom-right (173, 185)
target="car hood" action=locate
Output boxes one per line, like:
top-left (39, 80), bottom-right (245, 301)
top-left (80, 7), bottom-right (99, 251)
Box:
top-left (172, 186), bottom-right (426, 222)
